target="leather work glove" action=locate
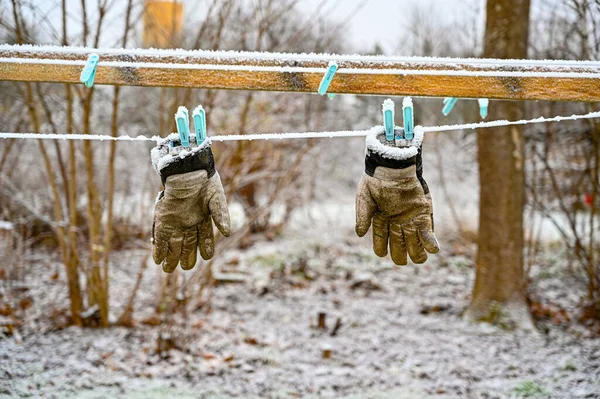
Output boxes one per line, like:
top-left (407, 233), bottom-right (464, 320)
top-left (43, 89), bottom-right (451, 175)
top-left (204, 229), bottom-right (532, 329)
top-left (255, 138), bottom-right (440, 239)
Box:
top-left (355, 126), bottom-right (439, 265)
top-left (151, 134), bottom-right (230, 273)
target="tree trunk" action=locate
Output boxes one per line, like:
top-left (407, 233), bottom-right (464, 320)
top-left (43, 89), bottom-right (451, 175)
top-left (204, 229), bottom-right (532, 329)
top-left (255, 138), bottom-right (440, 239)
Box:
top-left (468, 0), bottom-right (533, 330)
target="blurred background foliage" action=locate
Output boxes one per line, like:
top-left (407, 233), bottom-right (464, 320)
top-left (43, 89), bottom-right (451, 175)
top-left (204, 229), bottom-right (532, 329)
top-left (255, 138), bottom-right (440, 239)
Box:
top-left (0, 0), bottom-right (598, 334)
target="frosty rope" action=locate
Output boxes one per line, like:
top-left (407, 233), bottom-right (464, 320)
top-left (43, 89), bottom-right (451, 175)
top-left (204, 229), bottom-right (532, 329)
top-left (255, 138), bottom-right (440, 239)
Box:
top-left (1, 111), bottom-right (599, 143)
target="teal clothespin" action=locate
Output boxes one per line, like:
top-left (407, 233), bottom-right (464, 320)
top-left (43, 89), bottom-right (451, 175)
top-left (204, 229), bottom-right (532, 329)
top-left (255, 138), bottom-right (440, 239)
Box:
top-left (442, 97), bottom-right (458, 116)
top-left (382, 99), bottom-right (395, 142)
top-left (174, 106), bottom-right (190, 148)
top-left (192, 105), bottom-right (206, 144)
top-left (79, 53), bottom-right (99, 88)
top-left (478, 98), bottom-right (489, 119)
top-left (402, 97), bottom-right (414, 140)
top-left (318, 61), bottom-right (338, 96)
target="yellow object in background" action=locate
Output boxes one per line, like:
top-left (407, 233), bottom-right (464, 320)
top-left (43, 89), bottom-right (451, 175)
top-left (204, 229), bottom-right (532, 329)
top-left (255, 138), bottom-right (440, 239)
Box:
top-left (143, 1), bottom-right (183, 48)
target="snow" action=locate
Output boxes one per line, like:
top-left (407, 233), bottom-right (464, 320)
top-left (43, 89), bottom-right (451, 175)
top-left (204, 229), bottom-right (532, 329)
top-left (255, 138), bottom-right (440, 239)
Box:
top-left (0, 240), bottom-right (598, 398)
top-left (3, 43), bottom-right (600, 69)
top-left (382, 98), bottom-right (394, 112)
top-left (365, 126), bottom-right (424, 160)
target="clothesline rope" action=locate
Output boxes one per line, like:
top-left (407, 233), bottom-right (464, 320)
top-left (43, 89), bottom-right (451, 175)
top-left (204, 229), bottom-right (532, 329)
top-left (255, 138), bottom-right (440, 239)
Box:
top-left (1, 111), bottom-right (599, 143)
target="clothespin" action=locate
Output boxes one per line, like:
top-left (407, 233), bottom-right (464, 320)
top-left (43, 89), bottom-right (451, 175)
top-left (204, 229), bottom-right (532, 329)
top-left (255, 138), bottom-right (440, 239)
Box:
top-left (402, 97), bottom-right (414, 140)
top-left (318, 61), bottom-right (338, 98)
top-left (382, 99), bottom-right (395, 142)
top-left (192, 105), bottom-right (206, 144)
top-left (478, 98), bottom-right (489, 119)
top-left (442, 97), bottom-right (458, 116)
top-left (442, 97), bottom-right (489, 119)
top-left (174, 106), bottom-right (190, 148)
top-left (79, 54), bottom-right (99, 88)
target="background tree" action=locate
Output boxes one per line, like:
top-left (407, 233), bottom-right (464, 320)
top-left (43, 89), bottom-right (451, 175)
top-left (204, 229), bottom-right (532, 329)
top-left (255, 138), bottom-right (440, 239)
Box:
top-left (467, 0), bottom-right (533, 329)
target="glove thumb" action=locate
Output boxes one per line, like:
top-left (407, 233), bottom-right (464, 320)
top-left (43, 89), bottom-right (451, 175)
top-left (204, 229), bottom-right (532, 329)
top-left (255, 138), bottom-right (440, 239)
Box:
top-left (418, 229), bottom-right (440, 254)
top-left (208, 174), bottom-right (231, 237)
top-left (355, 176), bottom-right (376, 237)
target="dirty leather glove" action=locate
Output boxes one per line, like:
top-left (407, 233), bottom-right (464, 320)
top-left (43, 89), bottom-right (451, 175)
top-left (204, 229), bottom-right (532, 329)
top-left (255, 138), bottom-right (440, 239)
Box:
top-left (151, 135), bottom-right (230, 273)
top-left (355, 126), bottom-right (439, 265)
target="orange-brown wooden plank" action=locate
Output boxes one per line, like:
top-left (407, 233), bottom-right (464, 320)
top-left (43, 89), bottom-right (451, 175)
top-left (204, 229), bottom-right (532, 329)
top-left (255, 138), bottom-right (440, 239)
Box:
top-left (2, 60), bottom-right (600, 102)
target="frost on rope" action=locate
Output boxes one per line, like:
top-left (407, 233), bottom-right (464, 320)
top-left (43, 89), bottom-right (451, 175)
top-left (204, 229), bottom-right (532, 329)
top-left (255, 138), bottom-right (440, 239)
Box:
top-left (1, 110), bottom-right (600, 143)
top-left (0, 132), bottom-right (159, 141)
top-left (365, 126), bottom-right (424, 160)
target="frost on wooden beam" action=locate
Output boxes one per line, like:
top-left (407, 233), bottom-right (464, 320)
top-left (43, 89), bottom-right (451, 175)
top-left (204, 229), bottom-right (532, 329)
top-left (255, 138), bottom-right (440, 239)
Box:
top-left (1, 45), bottom-right (600, 102)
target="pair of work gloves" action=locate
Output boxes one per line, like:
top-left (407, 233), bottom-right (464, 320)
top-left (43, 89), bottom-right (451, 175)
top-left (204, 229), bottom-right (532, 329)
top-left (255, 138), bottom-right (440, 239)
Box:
top-left (150, 128), bottom-right (439, 273)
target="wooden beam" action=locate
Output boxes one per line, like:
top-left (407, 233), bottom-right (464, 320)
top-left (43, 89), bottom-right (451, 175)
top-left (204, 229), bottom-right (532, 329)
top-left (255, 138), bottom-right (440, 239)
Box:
top-left (1, 45), bottom-right (600, 102)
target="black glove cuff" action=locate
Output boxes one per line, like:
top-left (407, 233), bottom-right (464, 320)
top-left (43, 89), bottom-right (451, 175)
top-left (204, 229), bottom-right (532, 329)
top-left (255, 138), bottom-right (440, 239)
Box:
top-left (159, 146), bottom-right (216, 185)
top-left (363, 125), bottom-right (425, 177)
top-left (365, 150), bottom-right (416, 177)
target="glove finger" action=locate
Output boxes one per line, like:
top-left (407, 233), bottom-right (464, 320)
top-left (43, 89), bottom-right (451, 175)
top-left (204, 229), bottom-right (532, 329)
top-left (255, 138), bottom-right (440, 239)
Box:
top-left (152, 223), bottom-right (170, 265)
top-left (355, 177), bottom-right (376, 237)
top-left (163, 231), bottom-right (184, 273)
top-left (198, 219), bottom-right (215, 260)
top-left (389, 222), bottom-right (408, 266)
top-left (208, 175), bottom-right (231, 237)
top-left (372, 214), bottom-right (389, 258)
top-left (179, 227), bottom-right (198, 270)
top-left (404, 226), bottom-right (428, 264)
top-left (418, 229), bottom-right (440, 254)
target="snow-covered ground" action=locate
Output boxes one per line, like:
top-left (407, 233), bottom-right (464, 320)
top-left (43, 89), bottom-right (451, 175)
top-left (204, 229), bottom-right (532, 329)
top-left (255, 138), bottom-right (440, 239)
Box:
top-left (1, 229), bottom-right (598, 398)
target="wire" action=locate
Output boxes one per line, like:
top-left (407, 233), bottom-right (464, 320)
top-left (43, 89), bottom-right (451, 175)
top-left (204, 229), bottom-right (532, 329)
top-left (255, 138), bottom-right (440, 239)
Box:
top-left (1, 111), bottom-right (599, 143)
